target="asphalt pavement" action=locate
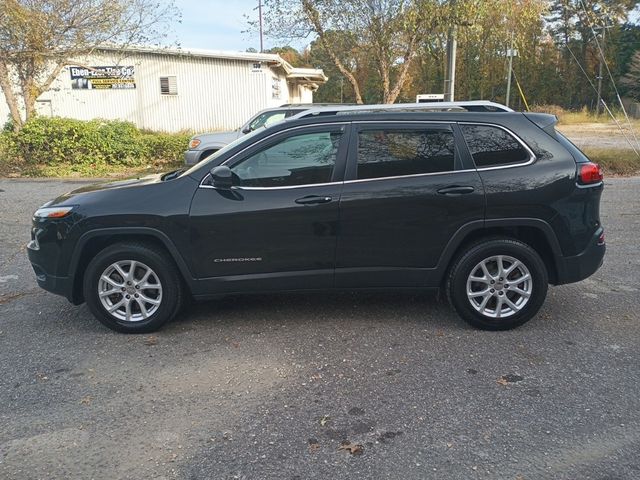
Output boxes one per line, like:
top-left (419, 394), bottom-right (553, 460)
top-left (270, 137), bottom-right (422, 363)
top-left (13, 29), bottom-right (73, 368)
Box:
top-left (0, 177), bottom-right (639, 480)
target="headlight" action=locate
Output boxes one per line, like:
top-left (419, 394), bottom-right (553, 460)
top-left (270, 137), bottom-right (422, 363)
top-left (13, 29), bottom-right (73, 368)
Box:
top-left (189, 138), bottom-right (201, 149)
top-left (34, 206), bottom-right (74, 219)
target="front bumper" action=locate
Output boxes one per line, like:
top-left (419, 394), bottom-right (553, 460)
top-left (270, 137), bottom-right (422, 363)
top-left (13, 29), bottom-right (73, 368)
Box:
top-left (184, 149), bottom-right (201, 166)
top-left (555, 228), bottom-right (606, 285)
top-left (27, 239), bottom-right (75, 303)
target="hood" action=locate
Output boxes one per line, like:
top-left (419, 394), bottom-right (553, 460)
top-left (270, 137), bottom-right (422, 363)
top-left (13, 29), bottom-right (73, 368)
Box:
top-left (194, 130), bottom-right (243, 147)
top-left (51, 173), bottom-right (165, 206)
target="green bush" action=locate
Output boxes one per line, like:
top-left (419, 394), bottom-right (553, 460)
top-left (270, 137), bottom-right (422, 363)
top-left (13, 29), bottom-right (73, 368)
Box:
top-left (0, 116), bottom-right (190, 177)
top-left (141, 131), bottom-right (191, 163)
top-left (13, 117), bottom-right (147, 166)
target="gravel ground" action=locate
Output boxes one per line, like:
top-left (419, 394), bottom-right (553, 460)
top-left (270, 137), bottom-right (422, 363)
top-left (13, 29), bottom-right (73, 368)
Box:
top-left (557, 123), bottom-right (640, 149)
top-left (0, 177), bottom-right (639, 480)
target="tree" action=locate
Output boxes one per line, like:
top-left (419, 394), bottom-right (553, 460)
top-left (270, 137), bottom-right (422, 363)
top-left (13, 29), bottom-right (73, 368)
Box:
top-left (0, 0), bottom-right (179, 131)
top-left (257, 0), bottom-right (450, 104)
top-left (621, 50), bottom-right (640, 99)
top-left (547, 0), bottom-right (637, 107)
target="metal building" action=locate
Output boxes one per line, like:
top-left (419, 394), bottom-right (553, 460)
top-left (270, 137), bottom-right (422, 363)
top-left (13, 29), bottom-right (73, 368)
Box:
top-left (0, 47), bottom-right (327, 133)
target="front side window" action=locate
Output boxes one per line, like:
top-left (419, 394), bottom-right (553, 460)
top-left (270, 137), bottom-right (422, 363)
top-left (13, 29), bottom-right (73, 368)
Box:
top-left (357, 128), bottom-right (456, 180)
top-left (230, 130), bottom-right (343, 188)
top-left (460, 124), bottom-right (530, 168)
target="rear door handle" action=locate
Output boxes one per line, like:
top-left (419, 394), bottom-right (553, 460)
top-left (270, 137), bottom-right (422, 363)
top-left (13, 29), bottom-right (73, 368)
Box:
top-left (295, 195), bottom-right (333, 205)
top-left (437, 186), bottom-right (475, 196)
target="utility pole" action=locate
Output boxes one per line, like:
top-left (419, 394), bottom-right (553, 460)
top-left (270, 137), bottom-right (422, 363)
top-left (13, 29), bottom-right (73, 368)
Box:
top-left (505, 34), bottom-right (515, 108)
top-left (595, 25), bottom-right (609, 116)
top-left (444, 25), bottom-right (457, 101)
top-left (443, 0), bottom-right (457, 102)
top-left (258, 0), bottom-right (264, 53)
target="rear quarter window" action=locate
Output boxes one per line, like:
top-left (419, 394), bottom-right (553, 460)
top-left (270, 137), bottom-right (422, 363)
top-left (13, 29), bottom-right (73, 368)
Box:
top-left (461, 124), bottom-right (531, 168)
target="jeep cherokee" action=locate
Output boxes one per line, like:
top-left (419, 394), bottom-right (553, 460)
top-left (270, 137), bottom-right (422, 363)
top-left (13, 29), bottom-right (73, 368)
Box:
top-left (28, 104), bottom-right (605, 333)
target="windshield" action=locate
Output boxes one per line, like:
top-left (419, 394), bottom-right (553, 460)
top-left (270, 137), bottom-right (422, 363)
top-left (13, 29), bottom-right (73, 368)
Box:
top-left (180, 127), bottom-right (265, 177)
top-left (248, 111), bottom-right (287, 131)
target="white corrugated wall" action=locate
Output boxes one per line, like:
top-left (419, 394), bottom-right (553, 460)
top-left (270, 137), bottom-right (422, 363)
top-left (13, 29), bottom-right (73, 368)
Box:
top-left (1, 51), bottom-right (297, 133)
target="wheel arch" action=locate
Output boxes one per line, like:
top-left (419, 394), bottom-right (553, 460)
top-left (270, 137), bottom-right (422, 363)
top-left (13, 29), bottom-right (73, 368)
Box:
top-left (436, 219), bottom-right (562, 286)
top-left (198, 145), bottom-right (224, 161)
top-left (69, 228), bottom-right (194, 304)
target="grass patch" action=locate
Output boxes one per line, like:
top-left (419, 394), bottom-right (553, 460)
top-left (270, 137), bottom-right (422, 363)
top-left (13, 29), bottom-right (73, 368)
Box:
top-left (583, 148), bottom-right (640, 175)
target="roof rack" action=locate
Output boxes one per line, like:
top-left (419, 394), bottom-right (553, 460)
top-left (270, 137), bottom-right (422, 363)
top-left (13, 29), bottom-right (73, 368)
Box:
top-left (294, 101), bottom-right (513, 119)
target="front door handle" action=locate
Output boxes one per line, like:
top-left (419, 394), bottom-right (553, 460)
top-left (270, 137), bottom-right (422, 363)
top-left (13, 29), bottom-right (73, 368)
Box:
top-left (437, 186), bottom-right (475, 196)
top-left (295, 195), bottom-right (333, 205)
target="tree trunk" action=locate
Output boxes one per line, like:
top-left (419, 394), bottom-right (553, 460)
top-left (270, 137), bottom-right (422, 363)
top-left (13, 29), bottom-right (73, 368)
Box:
top-left (0, 61), bottom-right (23, 131)
top-left (385, 35), bottom-right (419, 104)
top-left (302, 0), bottom-right (364, 104)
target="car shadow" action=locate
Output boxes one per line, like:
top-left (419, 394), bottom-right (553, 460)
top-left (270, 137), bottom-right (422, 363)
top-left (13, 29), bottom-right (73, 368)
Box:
top-left (171, 289), bottom-right (467, 332)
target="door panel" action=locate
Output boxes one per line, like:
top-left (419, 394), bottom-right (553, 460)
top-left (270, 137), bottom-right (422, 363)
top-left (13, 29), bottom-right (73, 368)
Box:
top-left (188, 124), bottom-right (349, 292)
top-left (335, 122), bottom-right (485, 288)
top-left (190, 184), bottom-right (342, 288)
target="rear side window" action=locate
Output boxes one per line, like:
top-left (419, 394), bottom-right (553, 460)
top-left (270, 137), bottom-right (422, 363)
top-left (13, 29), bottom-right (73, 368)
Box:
top-left (461, 125), bottom-right (530, 168)
top-left (357, 129), bottom-right (456, 180)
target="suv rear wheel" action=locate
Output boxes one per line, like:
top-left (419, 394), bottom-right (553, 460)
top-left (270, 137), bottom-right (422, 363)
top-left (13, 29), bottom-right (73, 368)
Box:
top-left (83, 242), bottom-right (183, 333)
top-left (446, 238), bottom-right (548, 330)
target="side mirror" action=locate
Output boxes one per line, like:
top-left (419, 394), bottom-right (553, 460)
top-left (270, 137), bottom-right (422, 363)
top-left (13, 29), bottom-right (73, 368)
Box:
top-left (241, 126), bottom-right (252, 134)
top-left (209, 165), bottom-right (233, 189)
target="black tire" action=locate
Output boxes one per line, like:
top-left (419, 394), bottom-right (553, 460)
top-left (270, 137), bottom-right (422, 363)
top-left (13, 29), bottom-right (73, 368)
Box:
top-left (83, 242), bottom-right (183, 333)
top-left (446, 238), bottom-right (548, 330)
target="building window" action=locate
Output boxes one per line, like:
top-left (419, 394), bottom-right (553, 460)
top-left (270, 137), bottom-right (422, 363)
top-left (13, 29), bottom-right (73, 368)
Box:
top-left (160, 76), bottom-right (177, 95)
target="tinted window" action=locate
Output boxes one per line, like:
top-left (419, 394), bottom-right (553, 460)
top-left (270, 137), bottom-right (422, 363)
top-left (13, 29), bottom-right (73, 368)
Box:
top-left (461, 125), bottom-right (530, 167)
top-left (231, 130), bottom-right (342, 188)
top-left (357, 129), bottom-right (456, 180)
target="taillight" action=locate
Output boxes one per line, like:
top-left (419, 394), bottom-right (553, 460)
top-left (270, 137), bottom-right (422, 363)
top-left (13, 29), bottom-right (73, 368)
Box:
top-left (578, 162), bottom-right (603, 185)
top-left (597, 231), bottom-right (605, 246)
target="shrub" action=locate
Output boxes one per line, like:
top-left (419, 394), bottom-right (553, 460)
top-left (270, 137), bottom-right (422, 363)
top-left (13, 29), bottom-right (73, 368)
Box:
top-left (140, 131), bottom-right (191, 164)
top-left (13, 117), bottom-right (147, 166)
top-left (1, 116), bottom-right (190, 176)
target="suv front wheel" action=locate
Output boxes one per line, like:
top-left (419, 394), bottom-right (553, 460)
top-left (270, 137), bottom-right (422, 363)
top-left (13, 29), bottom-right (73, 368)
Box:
top-left (446, 238), bottom-right (548, 330)
top-left (83, 242), bottom-right (183, 333)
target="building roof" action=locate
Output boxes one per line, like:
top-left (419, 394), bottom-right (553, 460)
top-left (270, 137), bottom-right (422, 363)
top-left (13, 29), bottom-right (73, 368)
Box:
top-left (99, 46), bottom-right (327, 84)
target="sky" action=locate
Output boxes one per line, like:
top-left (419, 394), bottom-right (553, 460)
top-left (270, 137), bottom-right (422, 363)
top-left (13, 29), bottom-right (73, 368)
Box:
top-left (172, 0), bottom-right (283, 52)
top-left (171, 0), bottom-right (640, 53)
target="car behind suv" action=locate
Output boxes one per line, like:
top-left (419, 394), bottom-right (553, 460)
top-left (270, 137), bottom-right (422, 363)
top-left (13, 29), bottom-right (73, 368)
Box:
top-left (28, 104), bottom-right (605, 333)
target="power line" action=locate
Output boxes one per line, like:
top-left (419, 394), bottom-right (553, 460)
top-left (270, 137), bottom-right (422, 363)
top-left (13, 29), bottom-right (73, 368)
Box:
top-left (566, 43), bottom-right (640, 156)
top-left (578, 0), bottom-right (640, 153)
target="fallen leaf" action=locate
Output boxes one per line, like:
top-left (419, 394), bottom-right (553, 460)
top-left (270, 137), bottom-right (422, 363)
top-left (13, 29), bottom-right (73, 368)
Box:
top-left (79, 395), bottom-right (92, 406)
top-left (339, 441), bottom-right (364, 455)
top-left (497, 373), bottom-right (524, 385)
top-left (320, 415), bottom-right (330, 426)
top-left (144, 336), bottom-right (158, 346)
top-left (308, 438), bottom-right (320, 453)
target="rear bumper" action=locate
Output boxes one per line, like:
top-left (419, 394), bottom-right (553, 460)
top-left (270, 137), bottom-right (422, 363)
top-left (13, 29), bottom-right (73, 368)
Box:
top-left (555, 228), bottom-right (605, 285)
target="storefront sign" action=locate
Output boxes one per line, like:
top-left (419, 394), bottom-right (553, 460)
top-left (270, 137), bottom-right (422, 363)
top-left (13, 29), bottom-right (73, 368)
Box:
top-left (70, 66), bottom-right (136, 90)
